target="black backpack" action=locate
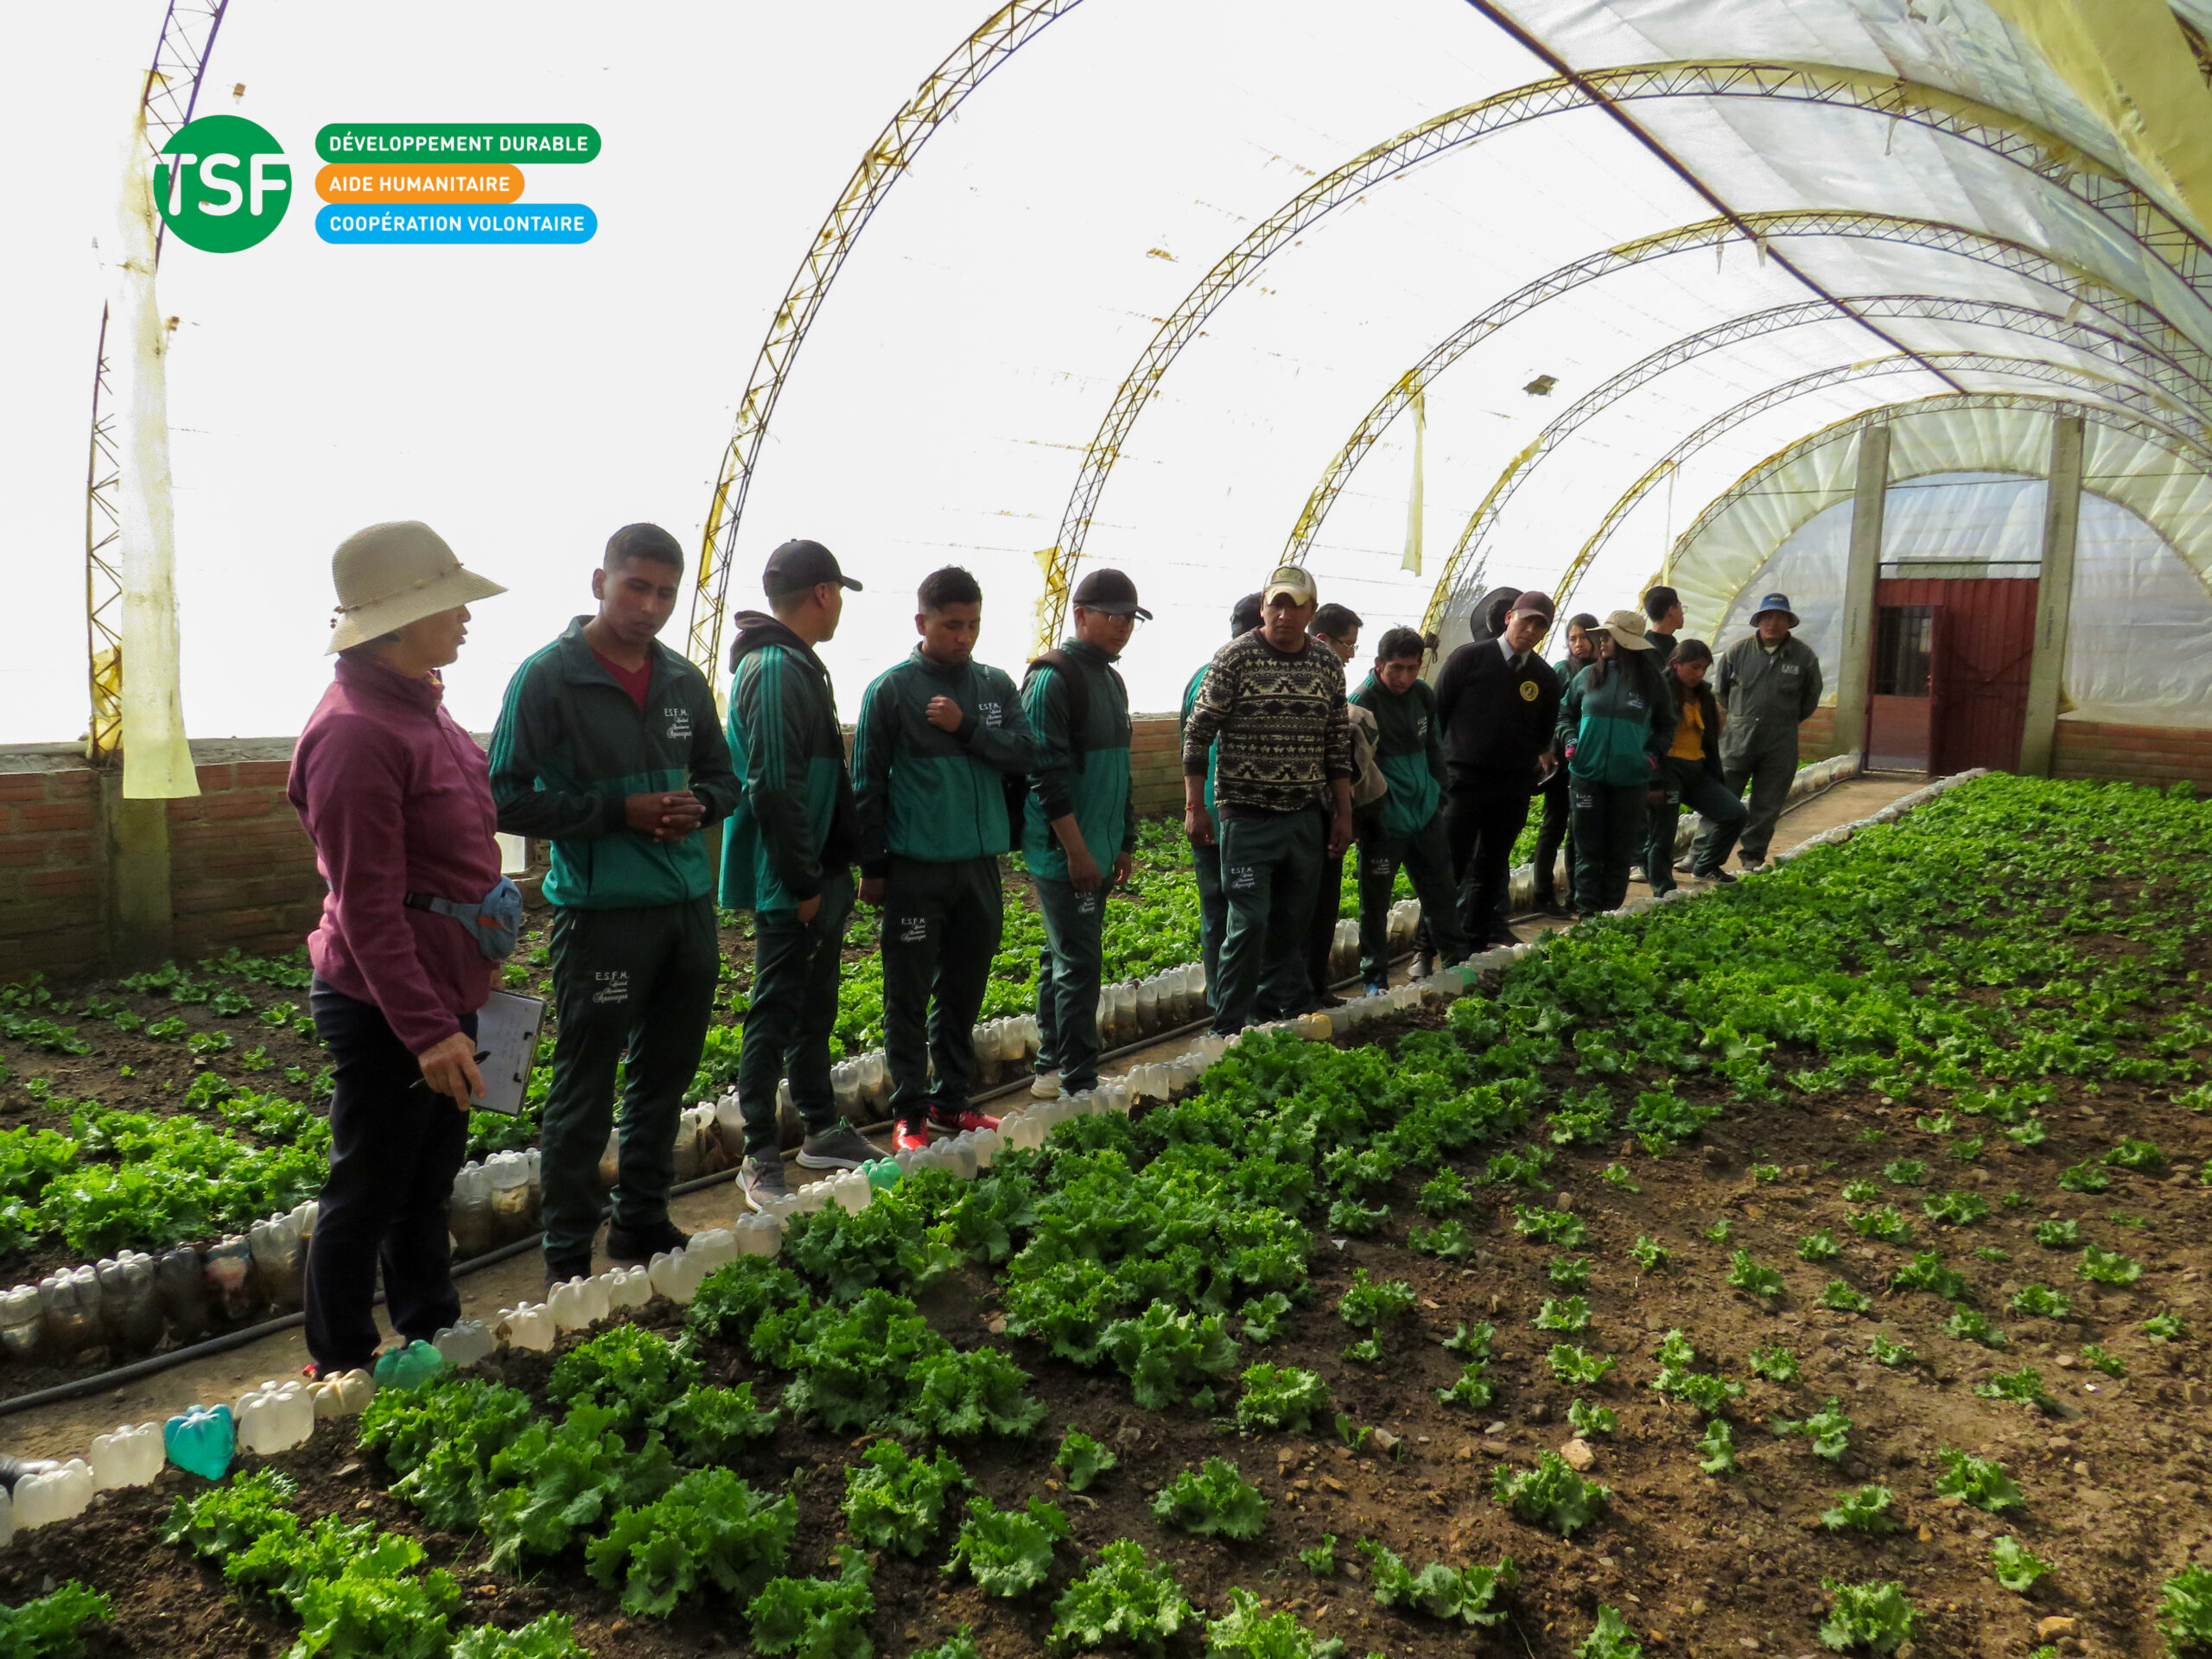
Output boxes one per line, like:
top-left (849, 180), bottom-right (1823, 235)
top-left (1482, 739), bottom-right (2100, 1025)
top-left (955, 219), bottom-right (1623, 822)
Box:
top-left (1005, 649), bottom-right (1090, 842)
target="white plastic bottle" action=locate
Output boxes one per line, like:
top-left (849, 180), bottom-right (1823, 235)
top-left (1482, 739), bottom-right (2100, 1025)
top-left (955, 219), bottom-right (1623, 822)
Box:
top-left (433, 1319), bottom-right (496, 1369)
top-left (235, 1378), bottom-right (315, 1454)
top-left (89, 1422), bottom-right (164, 1490)
top-left (14, 1460), bottom-right (93, 1529)
top-left (499, 1302), bottom-right (556, 1352)
top-left (310, 1369), bottom-right (376, 1418)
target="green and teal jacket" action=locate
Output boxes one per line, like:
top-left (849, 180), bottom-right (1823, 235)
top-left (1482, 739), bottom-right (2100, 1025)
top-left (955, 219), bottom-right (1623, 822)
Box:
top-left (1556, 657), bottom-right (1677, 788)
top-left (853, 650), bottom-right (1038, 873)
top-left (489, 618), bottom-right (739, 910)
top-left (720, 610), bottom-right (857, 914)
top-left (1179, 662), bottom-right (1219, 816)
top-left (1020, 638), bottom-right (1135, 883)
top-left (1350, 674), bottom-right (1447, 838)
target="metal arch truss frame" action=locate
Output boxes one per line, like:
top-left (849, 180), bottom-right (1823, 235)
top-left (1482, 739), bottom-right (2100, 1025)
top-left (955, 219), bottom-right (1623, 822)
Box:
top-left (1425, 291), bottom-right (2209, 626)
top-left (1032, 58), bottom-right (2212, 652)
top-left (685, 0), bottom-right (1084, 677)
top-left (1667, 391), bottom-right (2212, 605)
top-left (1281, 208), bottom-right (2212, 572)
top-left (84, 0), bottom-right (229, 763)
top-left (1530, 353), bottom-right (2197, 631)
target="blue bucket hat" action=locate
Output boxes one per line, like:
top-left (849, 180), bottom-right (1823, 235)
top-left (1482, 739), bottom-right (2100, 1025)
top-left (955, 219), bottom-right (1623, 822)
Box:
top-left (1751, 592), bottom-right (1798, 626)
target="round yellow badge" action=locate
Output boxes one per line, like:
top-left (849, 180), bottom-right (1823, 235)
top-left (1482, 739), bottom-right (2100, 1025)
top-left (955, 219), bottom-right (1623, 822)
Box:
top-left (1518, 681), bottom-right (1539, 702)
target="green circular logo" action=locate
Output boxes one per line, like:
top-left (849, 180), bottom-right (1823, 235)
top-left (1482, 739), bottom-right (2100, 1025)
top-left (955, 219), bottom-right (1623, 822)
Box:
top-left (156, 115), bottom-right (291, 252)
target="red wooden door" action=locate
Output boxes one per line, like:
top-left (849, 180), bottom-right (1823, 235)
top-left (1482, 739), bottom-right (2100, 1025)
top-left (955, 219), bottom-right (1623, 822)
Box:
top-left (1928, 579), bottom-right (2038, 773)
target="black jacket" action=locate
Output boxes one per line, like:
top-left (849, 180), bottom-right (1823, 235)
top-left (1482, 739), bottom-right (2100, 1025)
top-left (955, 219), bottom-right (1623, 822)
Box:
top-left (1432, 638), bottom-right (1561, 791)
top-left (1667, 671), bottom-right (1726, 784)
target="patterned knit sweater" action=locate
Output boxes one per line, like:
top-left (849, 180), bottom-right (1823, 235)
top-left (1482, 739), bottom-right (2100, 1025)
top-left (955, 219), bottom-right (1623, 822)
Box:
top-left (1180, 630), bottom-right (1352, 815)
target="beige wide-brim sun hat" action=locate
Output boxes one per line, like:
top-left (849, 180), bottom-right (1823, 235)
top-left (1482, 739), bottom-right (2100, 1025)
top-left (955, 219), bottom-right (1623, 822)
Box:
top-left (1598, 608), bottom-right (1657, 651)
top-left (326, 520), bottom-right (507, 653)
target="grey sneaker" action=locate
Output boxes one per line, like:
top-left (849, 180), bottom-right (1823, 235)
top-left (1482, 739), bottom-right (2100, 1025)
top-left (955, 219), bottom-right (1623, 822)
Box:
top-left (739, 1154), bottom-right (790, 1209)
top-left (796, 1124), bottom-right (880, 1170)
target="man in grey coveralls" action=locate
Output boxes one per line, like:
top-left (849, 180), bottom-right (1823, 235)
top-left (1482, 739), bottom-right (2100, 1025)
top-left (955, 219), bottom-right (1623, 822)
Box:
top-left (1693, 591), bottom-right (1823, 874)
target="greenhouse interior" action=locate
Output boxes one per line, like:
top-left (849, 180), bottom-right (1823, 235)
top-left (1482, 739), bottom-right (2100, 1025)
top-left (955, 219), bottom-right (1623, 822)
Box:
top-left (0, 1), bottom-right (2208, 1656)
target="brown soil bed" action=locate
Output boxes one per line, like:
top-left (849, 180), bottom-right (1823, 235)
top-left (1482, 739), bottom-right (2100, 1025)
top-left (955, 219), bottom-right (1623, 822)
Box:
top-left (2, 995), bottom-right (2205, 1659)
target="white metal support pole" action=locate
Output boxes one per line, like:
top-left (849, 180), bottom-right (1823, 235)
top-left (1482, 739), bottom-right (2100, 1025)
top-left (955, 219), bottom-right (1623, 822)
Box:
top-left (1831, 422), bottom-right (1891, 759)
top-left (2020, 414), bottom-right (2084, 776)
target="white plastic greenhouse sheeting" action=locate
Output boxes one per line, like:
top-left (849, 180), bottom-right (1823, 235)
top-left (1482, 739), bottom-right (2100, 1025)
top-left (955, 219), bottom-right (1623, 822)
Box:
top-left (14, 0), bottom-right (2212, 741)
top-left (1714, 468), bottom-right (2212, 727)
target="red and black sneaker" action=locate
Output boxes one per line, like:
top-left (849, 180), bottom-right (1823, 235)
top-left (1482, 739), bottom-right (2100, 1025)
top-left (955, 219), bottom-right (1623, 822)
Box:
top-left (893, 1123), bottom-right (931, 1152)
top-left (929, 1106), bottom-right (1001, 1134)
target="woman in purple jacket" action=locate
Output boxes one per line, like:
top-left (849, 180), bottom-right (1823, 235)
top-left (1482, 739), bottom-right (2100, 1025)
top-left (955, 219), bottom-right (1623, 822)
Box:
top-left (288, 521), bottom-right (508, 1377)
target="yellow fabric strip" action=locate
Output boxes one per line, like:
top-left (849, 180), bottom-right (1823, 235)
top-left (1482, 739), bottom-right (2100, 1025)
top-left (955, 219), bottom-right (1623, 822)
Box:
top-left (1983, 0), bottom-right (2212, 241)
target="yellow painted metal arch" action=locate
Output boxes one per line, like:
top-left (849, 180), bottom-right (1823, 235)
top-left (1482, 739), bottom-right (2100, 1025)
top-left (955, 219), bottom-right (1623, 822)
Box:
top-left (1539, 354), bottom-right (2202, 628)
top-left (1285, 208), bottom-right (2212, 582)
top-left (686, 0), bottom-right (1085, 678)
top-left (1033, 56), bottom-right (2212, 654)
top-left (1426, 294), bottom-right (2209, 639)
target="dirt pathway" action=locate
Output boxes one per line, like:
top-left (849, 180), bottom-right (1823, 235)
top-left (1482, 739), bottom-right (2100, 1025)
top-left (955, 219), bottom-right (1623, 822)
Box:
top-left (0, 770), bottom-right (1932, 1461)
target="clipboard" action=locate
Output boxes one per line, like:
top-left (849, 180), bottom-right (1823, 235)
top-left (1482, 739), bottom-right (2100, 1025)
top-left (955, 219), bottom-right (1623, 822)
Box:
top-left (472, 991), bottom-right (548, 1116)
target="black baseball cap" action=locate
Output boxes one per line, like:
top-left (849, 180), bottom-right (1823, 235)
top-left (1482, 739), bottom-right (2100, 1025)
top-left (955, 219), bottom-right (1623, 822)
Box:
top-left (763, 537), bottom-right (863, 601)
top-left (1071, 567), bottom-right (1151, 620)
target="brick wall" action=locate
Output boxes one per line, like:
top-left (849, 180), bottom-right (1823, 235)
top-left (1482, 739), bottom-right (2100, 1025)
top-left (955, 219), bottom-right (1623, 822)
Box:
top-left (166, 741), bottom-right (324, 962)
top-left (1798, 706), bottom-right (1841, 762)
top-left (26, 705), bottom-right (2180, 983)
top-left (2052, 719), bottom-right (2212, 791)
top-left (0, 749), bottom-right (105, 981)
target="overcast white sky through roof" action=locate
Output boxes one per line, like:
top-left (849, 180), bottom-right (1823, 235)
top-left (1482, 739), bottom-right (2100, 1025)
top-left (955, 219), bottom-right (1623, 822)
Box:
top-left (7, 0), bottom-right (2177, 748)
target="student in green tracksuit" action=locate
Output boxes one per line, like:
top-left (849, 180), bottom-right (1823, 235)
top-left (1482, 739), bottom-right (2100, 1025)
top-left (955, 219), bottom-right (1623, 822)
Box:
top-left (489, 524), bottom-right (741, 1287)
top-left (1181, 591), bottom-right (1263, 1010)
top-left (721, 539), bottom-right (882, 1209)
top-left (1350, 626), bottom-right (1472, 993)
top-left (1554, 608), bottom-right (1676, 916)
top-left (853, 567), bottom-right (1039, 1150)
top-left (1530, 612), bottom-right (1599, 914)
top-left (1022, 568), bottom-right (1143, 1099)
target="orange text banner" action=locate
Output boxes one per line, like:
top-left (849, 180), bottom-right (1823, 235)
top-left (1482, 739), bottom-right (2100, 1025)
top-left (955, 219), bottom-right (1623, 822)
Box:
top-left (315, 163), bottom-right (524, 204)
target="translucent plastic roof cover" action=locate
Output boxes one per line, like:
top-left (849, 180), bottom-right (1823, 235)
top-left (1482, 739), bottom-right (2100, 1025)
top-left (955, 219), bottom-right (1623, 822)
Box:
top-left (1719, 467), bottom-right (2212, 727)
top-left (10, 0), bottom-right (2211, 741)
top-left (1670, 395), bottom-right (2212, 639)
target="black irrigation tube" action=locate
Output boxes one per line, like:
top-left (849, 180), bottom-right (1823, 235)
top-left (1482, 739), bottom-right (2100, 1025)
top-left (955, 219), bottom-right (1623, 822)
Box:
top-left (0, 765), bottom-right (1871, 1422)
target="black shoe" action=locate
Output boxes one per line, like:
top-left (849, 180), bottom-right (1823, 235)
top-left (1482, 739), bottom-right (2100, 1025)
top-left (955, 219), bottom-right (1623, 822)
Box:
top-left (1692, 867), bottom-right (1737, 885)
top-left (543, 1250), bottom-right (593, 1290)
top-left (1310, 989), bottom-right (1347, 1010)
top-left (605, 1218), bottom-right (690, 1263)
top-left (798, 1124), bottom-right (881, 1169)
top-left (1529, 893), bottom-right (1572, 919)
top-left (1484, 922), bottom-right (1526, 947)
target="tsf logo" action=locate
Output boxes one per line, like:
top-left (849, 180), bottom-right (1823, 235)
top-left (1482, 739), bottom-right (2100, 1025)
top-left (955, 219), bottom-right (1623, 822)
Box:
top-left (156, 115), bottom-right (292, 252)
top-left (977, 700), bottom-right (1003, 728)
top-left (664, 705), bottom-right (692, 741)
top-left (590, 969), bottom-right (630, 1005)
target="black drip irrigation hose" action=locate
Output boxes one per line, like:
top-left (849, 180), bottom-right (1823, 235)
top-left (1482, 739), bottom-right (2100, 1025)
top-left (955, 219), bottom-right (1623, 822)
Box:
top-left (0, 766), bottom-right (1872, 1424)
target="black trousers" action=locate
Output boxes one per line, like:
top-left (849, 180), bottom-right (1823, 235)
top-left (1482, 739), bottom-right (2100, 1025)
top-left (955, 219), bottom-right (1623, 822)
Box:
top-left (1296, 845), bottom-right (1351, 1012)
top-left (881, 855), bottom-right (1003, 1128)
top-left (1446, 785), bottom-right (1534, 944)
top-left (541, 898), bottom-right (720, 1260)
top-left (302, 979), bottom-right (472, 1374)
top-left (1533, 771), bottom-right (1573, 902)
top-left (739, 874), bottom-right (855, 1156)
